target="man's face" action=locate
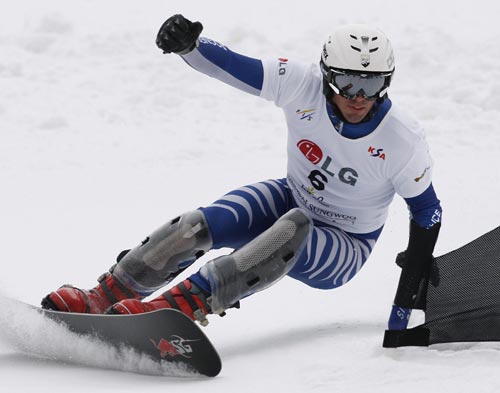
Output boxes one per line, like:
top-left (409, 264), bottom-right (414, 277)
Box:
top-left (332, 94), bottom-right (376, 124)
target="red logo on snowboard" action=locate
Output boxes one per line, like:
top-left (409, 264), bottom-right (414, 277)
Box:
top-left (150, 335), bottom-right (197, 358)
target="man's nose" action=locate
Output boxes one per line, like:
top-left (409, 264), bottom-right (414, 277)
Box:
top-left (352, 94), bottom-right (367, 102)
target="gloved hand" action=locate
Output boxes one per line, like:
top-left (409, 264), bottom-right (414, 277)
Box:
top-left (156, 14), bottom-right (203, 55)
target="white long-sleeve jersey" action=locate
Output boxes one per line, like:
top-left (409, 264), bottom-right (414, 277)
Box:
top-left (182, 39), bottom-right (436, 234)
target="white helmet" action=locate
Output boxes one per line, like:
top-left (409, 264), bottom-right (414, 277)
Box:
top-left (320, 24), bottom-right (395, 100)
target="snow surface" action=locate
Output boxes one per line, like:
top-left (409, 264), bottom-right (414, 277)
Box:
top-left (2, 0), bottom-right (500, 391)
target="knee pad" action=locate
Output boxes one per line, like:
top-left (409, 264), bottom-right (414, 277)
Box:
top-left (113, 210), bottom-right (213, 295)
top-left (200, 208), bottom-right (312, 314)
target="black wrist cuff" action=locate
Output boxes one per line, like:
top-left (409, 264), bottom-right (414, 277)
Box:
top-left (394, 220), bottom-right (441, 308)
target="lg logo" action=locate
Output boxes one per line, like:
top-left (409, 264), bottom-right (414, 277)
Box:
top-left (297, 140), bottom-right (323, 164)
top-left (297, 139), bottom-right (359, 189)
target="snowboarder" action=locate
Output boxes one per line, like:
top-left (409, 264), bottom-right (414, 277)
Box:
top-left (42, 15), bottom-right (442, 330)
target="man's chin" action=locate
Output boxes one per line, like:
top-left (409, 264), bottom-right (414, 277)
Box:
top-left (343, 113), bottom-right (366, 124)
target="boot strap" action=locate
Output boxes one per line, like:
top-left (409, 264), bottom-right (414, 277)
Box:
top-left (178, 281), bottom-right (204, 314)
top-left (98, 273), bottom-right (136, 304)
top-left (162, 291), bottom-right (181, 311)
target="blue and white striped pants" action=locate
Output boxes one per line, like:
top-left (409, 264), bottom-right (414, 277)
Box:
top-left (199, 179), bottom-right (381, 290)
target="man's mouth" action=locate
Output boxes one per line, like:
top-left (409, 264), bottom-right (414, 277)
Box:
top-left (348, 105), bottom-right (366, 112)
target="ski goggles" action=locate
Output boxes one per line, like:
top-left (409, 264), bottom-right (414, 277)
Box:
top-left (325, 68), bottom-right (393, 100)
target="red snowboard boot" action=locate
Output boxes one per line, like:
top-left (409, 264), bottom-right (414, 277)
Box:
top-left (107, 279), bottom-right (212, 326)
top-left (41, 272), bottom-right (141, 314)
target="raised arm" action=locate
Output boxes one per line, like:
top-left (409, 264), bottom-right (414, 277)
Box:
top-left (156, 14), bottom-right (264, 96)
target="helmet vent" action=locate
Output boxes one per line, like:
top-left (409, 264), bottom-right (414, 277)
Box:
top-left (350, 45), bottom-right (361, 52)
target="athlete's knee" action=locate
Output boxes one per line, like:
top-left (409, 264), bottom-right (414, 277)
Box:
top-left (200, 179), bottom-right (294, 249)
top-left (286, 229), bottom-right (375, 290)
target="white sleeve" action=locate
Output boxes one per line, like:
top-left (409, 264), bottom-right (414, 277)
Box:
top-left (391, 138), bottom-right (434, 198)
top-left (260, 58), bottom-right (313, 107)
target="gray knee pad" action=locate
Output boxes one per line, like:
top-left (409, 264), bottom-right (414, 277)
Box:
top-left (200, 208), bottom-right (312, 314)
top-left (113, 210), bottom-right (213, 295)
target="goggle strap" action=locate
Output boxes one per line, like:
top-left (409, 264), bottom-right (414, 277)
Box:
top-left (328, 82), bottom-right (340, 95)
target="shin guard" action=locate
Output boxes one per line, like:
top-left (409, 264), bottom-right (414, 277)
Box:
top-left (200, 208), bottom-right (312, 314)
top-left (113, 210), bottom-right (213, 296)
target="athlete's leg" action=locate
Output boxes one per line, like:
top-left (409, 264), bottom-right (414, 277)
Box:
top-left (108, 191), bottom-right (381, 323)
top-left (109, 208), bottom-right (313, 324)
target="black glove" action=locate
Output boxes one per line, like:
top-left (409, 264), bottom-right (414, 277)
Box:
top-left (156, 14), bottom-right (203, 55)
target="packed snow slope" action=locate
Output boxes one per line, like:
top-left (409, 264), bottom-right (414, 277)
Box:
top-left (2, 0), bottom-right (500, 392)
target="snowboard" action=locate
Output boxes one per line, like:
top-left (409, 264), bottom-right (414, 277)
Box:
top-left (40, 307), bottom-right (222, 377)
